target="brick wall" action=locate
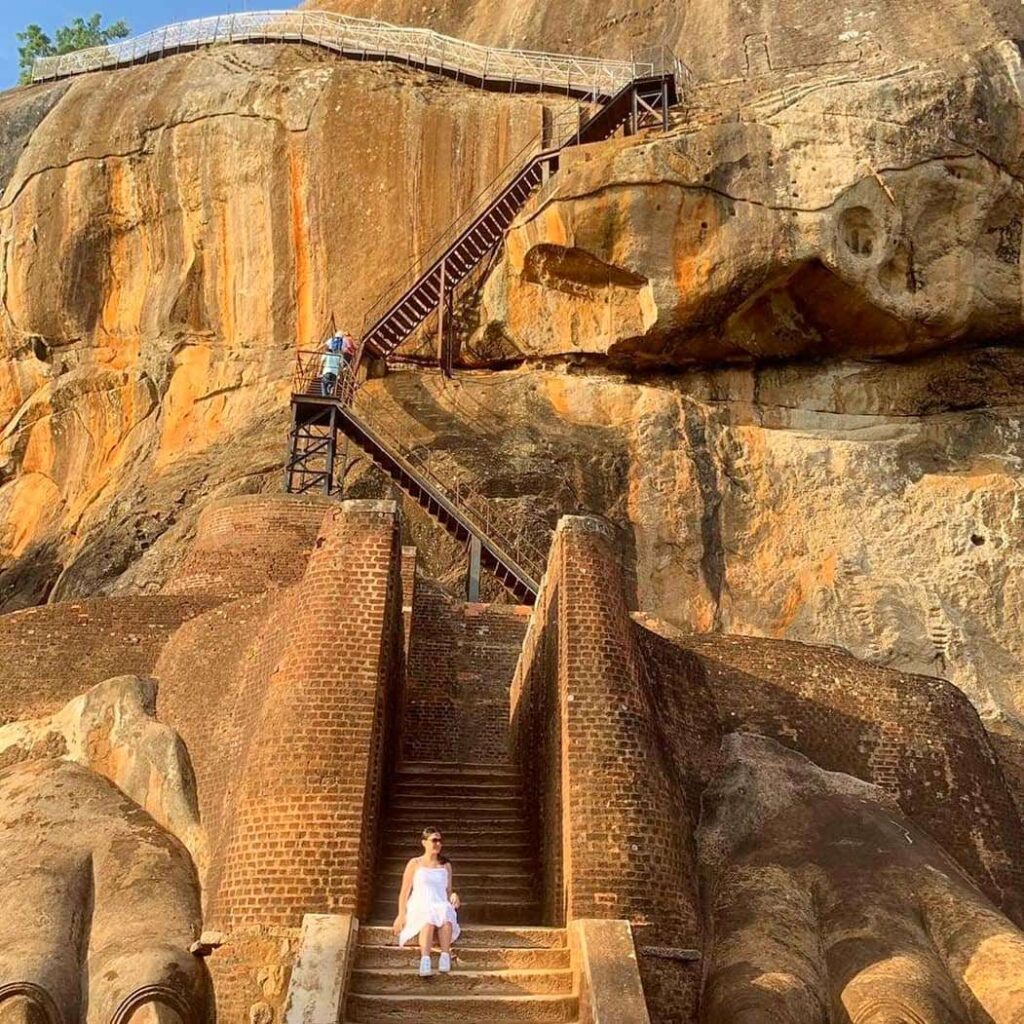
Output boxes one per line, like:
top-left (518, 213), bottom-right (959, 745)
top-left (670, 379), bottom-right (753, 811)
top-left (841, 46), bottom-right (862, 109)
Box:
top-left (510, 517), bottom-right (701, 1024)
top-left (206, 499), bottom-right (404, 934)
top-left (510, 560), bottom-right (564, 925)
top-left (637, 621), bottom-right (1024, 927)
top-left (403, 578), bottom-right (529, 764)
top-left (0, 594), bottom-right (217, 725)
top-left (163, 494), bottom-right (329, 599)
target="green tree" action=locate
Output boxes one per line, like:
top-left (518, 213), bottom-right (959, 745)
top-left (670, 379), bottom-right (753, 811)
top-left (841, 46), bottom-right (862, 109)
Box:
top-left (17, 13), bottom-right (130, 84)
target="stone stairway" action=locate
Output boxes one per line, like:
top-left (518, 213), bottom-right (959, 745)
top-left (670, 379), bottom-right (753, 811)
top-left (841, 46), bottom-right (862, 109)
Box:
top-left (348, 761), bottom-right (576, 1021)
top-left (370, 761), bottom-right (540, 925)
top-left (347, 925), bottom-right (577, 1022)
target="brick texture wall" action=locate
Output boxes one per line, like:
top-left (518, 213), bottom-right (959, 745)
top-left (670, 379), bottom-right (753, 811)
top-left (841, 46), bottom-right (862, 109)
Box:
top-left (0, 594), bottom-right (217, 725)
top-left (163, 494), bottom-right (329, 599)
top-left (513, 514), bottom-right (1024, 1023)
top-left (207, 499), bottom-right (404, 932)
top-left (404, 579), bottom-right (529, 764)
top-left (510, 565), bottom-right (564, 925)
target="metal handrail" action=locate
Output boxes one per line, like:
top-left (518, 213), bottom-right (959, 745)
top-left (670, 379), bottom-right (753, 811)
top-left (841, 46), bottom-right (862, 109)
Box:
top-left (31, 10), bottom-right (649, 100)
top-left (358, 102), bottom-right (584, 339)
top-left (292, 349), bottom-right (547, 585)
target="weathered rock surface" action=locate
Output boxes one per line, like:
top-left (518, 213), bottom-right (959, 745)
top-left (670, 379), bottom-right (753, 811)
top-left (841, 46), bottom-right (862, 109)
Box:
top-left (699, 733), bottom-right (1024, 1023)
top-left (309, 0), bottom-right (1022, 78)
top-left (0, 674), bottom-right (206, 870)
top-left (1, 0), bottom-right (1024, 774)
top-left (0, 758), bottom-right (209, 1022)
top-left (349, 353), bottom-right (1024, 740)
top-left (469, 41), bottom-right (1024, 366)
top-left (0, 44), bottom-right (562, 610)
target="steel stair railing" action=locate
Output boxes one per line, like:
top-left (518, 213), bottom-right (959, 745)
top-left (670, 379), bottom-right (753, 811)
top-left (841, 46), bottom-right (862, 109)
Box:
top-left (291, 352), bottom-right (544, 602)
top-left (357, 70), bottom-right (678, 364)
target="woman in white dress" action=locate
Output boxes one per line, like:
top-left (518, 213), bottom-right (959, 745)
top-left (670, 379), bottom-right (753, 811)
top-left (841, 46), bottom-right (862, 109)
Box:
top-left (392, 827), bottom-right (462, 976)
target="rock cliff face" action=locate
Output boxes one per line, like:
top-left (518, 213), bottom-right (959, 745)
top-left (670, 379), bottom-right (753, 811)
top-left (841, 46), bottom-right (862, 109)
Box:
top-left (3, 1), bottom-right (1024, 749)
top-left (0, 45), bottom-right (561, 608)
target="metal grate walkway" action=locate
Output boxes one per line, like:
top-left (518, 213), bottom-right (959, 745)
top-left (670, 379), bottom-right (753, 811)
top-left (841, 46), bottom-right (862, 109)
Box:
top-left (31, 9), bottom-right (665, 102)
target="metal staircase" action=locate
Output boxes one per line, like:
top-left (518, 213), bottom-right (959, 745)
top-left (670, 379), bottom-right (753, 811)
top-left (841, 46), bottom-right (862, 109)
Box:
top-left (283, 37), bottom-right (681, 600)
top-left (358, 71), bottom-right (678, 366)
top-left (287, 362), bottom-right (545, 604)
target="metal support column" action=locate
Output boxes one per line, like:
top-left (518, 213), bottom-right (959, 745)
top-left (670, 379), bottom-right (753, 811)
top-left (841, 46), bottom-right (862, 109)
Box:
top-left (467, 535), bottom-right (482, 602)
top-left (628, 87), bottom-right (638, 136)
top-left (324, 404), bottom-right (338, 496)
top-left (437, 257), bottom-right (447, 366)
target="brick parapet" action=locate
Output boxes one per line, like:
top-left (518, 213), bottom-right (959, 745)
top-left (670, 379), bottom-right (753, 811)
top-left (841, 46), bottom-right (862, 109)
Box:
top-left (0, 594), bottom-right (218, 726)
top-left (207, 500), bottom-right (404, 932)
top-left (636, 617), bottom-right (1024, 925)
top-left (163, 494), bottom-right (330, 599)
top-left (553, 519), bottom-right (697, 941)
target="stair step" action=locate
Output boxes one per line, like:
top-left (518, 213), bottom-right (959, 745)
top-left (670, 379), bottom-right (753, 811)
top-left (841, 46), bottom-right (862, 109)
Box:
top-left (350, 967), bottom-right (573, 995)
top-left (370, 903), bottom-right (541, 926)
top-left (385, 808), bottom-right (524, 822)
top-left (359, 926), bottom-right (566, 949)
top-left (390, 787), bottom-right (524, 801)
top-left (395, 762), bottom-right (519, 776)
top-left (382, 832), bottom-right (533, 850)
top-left (355, 946), bottom-right (571, 971)
top-left (345, 993), bottom-right (579, 1023)
top-left (377, 861), bottom-right (534, 878)
top-left (379, 849), bottom-right (533, 865)
top-left (388, 797), bottom-right (524, 812)
top-left (389, 787), bottom-right (524, 800)
top-left (377, 872), bottom-right (533, 892)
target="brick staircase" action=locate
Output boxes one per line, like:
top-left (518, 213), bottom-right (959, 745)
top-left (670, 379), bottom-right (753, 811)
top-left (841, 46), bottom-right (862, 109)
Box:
top-left (371, 761), bottom-right (539, 924)
top-left (347, 925), bottom-right (576, 1022)
top-left (346, 761), bottom-right (577, 1021)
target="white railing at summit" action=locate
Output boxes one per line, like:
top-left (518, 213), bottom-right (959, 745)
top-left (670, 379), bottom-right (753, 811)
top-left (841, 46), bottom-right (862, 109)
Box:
top-left (31, 10), bottom-right (649, 98)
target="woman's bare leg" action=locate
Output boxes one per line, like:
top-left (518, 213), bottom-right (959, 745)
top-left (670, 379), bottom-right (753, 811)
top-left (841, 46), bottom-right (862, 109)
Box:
top-left (419, 924), bottom-right (436, 958)
top-left (438, 922), bottom-right (453, 954)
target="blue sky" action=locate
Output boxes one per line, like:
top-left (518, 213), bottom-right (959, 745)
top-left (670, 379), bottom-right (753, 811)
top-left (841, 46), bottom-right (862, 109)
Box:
top-left (1, 2), bottom-right (259, 87)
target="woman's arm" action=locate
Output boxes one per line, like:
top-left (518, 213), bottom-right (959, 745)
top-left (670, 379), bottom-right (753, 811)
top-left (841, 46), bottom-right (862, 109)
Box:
top-left (446, 862), bottom-right (461, 910)
top-left (392, 859), bottom-right (416, 933)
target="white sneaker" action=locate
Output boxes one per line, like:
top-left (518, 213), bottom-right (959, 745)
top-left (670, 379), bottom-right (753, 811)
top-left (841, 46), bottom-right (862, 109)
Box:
top-left (439, 952), bottom-right (451, 973)
top-left (418, 955), bottom-right (432, 977)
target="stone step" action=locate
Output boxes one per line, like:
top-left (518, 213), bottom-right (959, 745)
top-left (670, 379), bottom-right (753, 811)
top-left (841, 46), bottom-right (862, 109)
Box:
top-left (383, 827), bottom-right (532, 844)
top-left (378, 852), bottom-right (535, 871)
top-left (388, 795), bottom-right (525, 812)
top-left (385, 811), bottom-right (528, 827)
top-left (395, 764), bottom-right (520, 785)
top-left (376, 869), bottom-right (534, 888)
top-left (355, 946), bottom-right (571, 971)
top-left (391, 781), bottom-right (523, 799)
top-left (369, 901), bottom-right (542, 926)
top-left (359, 926), bottom-right (566, 949)
top-left (345, 993), bottom-right (579, 1023)
top-left (350, 967), bottom-right (573, 996)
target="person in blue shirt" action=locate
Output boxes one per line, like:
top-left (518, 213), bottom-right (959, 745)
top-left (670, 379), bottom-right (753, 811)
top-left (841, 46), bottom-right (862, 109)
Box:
top-left (320, 334), bottom-right (343, 396)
